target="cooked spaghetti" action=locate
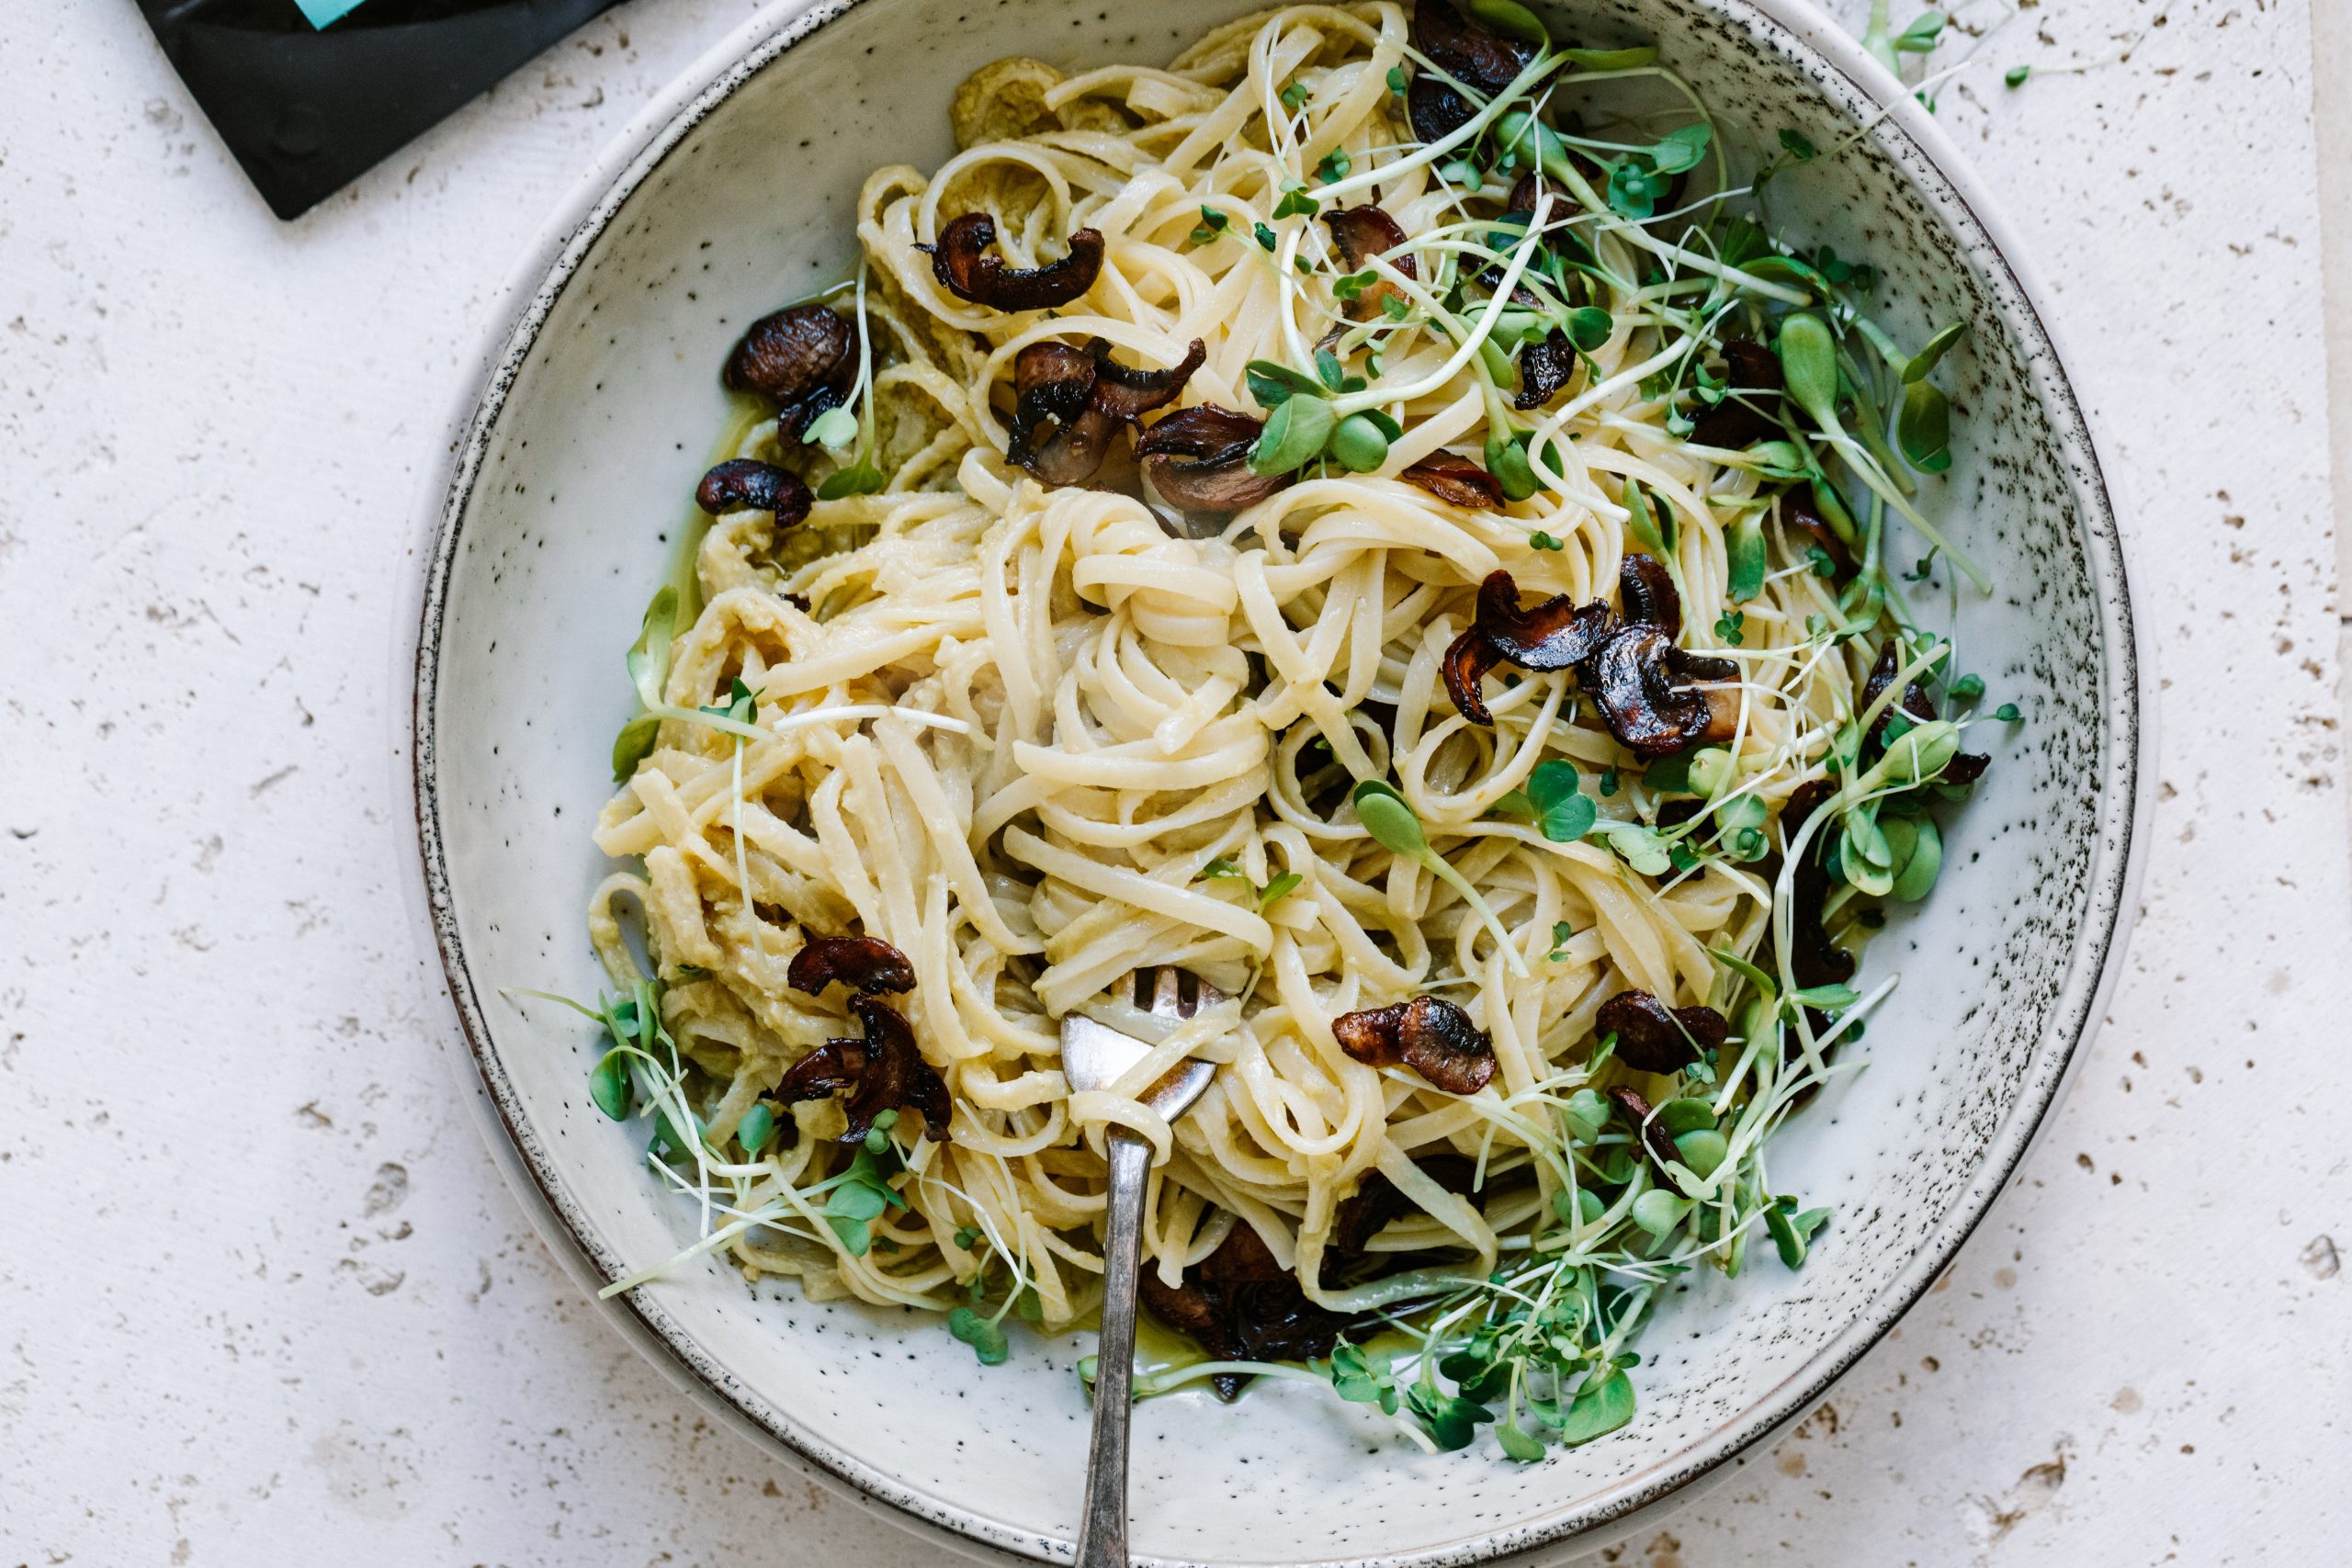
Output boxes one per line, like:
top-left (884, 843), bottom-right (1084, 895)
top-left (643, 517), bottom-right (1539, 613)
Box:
top-left (560, 0), bottom-right (1996, 1456)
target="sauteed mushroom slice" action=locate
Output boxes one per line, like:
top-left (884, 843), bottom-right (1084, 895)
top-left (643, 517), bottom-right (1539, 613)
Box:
top-left (1690, 338), bottom-right (1784, 449)
top-left (1329, 1154), bottom-right (1481, 1255)
top-left (786, 935), bottom-right (917, 997)
top-left (723, 305), bottom-right (854, 403)
top-left (1332, 996), bottom-right (1496, 1096)
top-left (695, 459), bottom-right (814, 527)
top-left (1010, 337), bottom-right (1205, 488)
top-left (1782, 778), bottom-right (1857, 990)
top-left (1321, 205), bottom-right (1411, 269)
top-left (1476, 570), bottom-right (1618, 671)
top-left (1862, 641), bottom-right (1989, 778)
top-left (1415, 0), bottom-right (1541, 91)
top-left (1407, 74), bottom-right (1478, 143)
top-left (1086, 336), bottom-right (1206, 423)
top-left (1606, 1085), bottom-right (1684, 1170)
top-left (1137, 404), bottom-right (1292, 512)
top-left (774, 382), bottom-right (849, 446)
top-left (1007, 341), bottom-right (1113, 486)
top-left (772, 1038), bottom-right (867, 1105)
top-left (1441, 571), bottom-right (1618, 725)
top-left (1401, 452), bottom-right (1505, 509)
top-left (769, 996), bottom-right (951, 1144)
top-left (1514, 328), bottom-right (1577, 410)
top-left (1597, 989), bottom-right (1730, 1074)
top-left (1668, 645), bottom-right (1739, 682)
top-left (1861, 641), bottom-right (1937, 740)
top-left (1616, 551), bottom-right (1681, 636)
top-left (1137, 1225), bottom-right (1363, 1401)
top-left (930, 213), bottom-right (1105, 311)
top-left (841, 996), bottom-right (952, 1143)
top-left (1781, 489), bottom-right (1854, 581)
top-left (1404, 0), bottom-right (1541, 142)
top-left (1581, 624), bottom-right (1723, 757)
top-left (1442, 626), bottom-right (1506, 726)
top-left (1321, 205), bottom-right (1418, 318)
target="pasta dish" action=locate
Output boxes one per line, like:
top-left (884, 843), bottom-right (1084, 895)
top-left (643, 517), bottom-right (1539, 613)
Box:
top-left (549, 0), bottom-right (2000, 1458)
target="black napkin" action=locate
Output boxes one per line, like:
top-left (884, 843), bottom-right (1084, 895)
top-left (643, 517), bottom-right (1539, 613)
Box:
top-left (137, 0), bottom-right (628, 220)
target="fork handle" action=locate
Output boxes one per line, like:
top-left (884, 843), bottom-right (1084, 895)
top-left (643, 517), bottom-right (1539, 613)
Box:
top-left (1074, 1128), bottom-right (1153, 1568)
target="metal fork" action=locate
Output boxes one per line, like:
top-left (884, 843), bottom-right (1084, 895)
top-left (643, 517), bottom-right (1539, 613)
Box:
top-left (1059, 967), bottom-right (1224, 1568)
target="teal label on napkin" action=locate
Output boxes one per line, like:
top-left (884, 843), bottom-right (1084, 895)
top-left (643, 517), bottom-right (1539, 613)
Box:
top-left (294, 0), bottom-right (368, 26)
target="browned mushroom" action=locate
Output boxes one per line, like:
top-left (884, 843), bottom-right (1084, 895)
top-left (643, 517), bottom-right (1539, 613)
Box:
top-left (695, 459), bottom-right (814, 527)
top-left (1329, 1154), bottom-right (1481, 1256)
top-left (1780, 489), bottom-right (1853, 581)
top-left (1442, 571), bottom-right (1618, 725)
top-left (786, 386), bottom-right (853, 446)
top-left (1010, 337), bottom-right (1205, 488)
top-left (787, 935), bottom-right (917, 997)
top-left (1406, 0), bottom-right (1541, 142)
top-left (1006, 341), bottom-right (1105, 485)
top-left (1400, 452), bottom-right (1504, 509)
top-left (771, 1039), bottom-right (865, 1103)
top-left (723, 305), bottom-right (854, 404)
top-left (1862, 641), bottom-right (1988, 781)
top-left (1406, 74), bottom-right (1476, 145)
top-left (1321, 206), bottom-right (1418, 318)
top-left (1136, 1224), bottom-right (1363, 1400)
top-left (929, 213), bottom-right (1104, 311)
top-left (1583, 625), bottom-right (1736, 757)
top-left (1617, 551), bottom-right (1681, 636)
top-left (1514, 328), bottom-right (1577, 410)
top-left (1331, 996), bottom-right (1496, 1095)
top-left (1137, 404), bottom-right (1290, 512)
top-left (1443, 560), bottom-right (1738, 744)
top-left (1476, 570), bottom-right (1618, 671)
top-left (1086, 336), bottom-right (1207, 423)
top-left (1606, 1085), bottom-right (1684, 1170)
top-left (1690, 338), bottom-right (1784, 449)
top-left (1596, 989), bottom-right (1729, 1074)
top-left (771, 995), bottom-right (951, 1144)
top-left (1442, 627), bottom-right (1507, 725)
top-left (1860, 640), bottom-right (1935, 743)
top-left (1781, 779), bottom-right (1856, 991)
top-left (1943, 750), bottom-right (1989, 785)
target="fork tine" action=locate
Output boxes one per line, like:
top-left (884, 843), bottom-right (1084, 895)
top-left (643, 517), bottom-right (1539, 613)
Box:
top-left (1151, 967), bottom-right (1182, 1018)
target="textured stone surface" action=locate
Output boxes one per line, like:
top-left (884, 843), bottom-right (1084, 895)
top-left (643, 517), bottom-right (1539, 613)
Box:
top-left (0, 1), bottom-right (2342, 1565)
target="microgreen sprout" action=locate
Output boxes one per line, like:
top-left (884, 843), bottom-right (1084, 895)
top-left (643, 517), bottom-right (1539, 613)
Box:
top-left (1523, 759), bottom-right (1598, 843)
top-left (1204, 856), bottom-right (1304, 909)
top-left (815, 258), bottom-right (887, 499)
top-left (1351, 780), bottom-right (1529, 976)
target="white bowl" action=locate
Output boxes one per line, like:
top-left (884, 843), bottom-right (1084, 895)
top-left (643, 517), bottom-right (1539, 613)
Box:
top-left (410, 2), bottom-right (2149, 1562)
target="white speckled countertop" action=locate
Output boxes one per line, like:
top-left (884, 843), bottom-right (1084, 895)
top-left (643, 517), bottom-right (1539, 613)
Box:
top-left (2, 1), bottom-right (2346, 1563)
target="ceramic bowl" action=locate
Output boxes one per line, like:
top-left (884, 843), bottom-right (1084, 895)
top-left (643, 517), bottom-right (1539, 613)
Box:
top-left (411, 1), bottom-right (2148, 1561)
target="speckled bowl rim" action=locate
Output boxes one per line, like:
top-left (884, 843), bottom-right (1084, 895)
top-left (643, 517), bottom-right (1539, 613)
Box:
top-left (406, 2), bottom-right (2153, 1562)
